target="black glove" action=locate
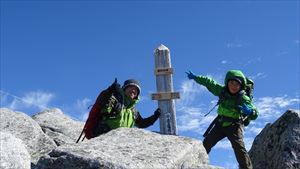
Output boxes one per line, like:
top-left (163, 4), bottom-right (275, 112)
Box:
top-left (154, 108), bottom-right (161, 117)
top-left (107, 78), bottom-right (121, 94)
top-left (112, 102), bottom-right (123, 114)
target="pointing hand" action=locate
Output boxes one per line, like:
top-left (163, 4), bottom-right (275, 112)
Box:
top-left (185, 70), bottom-right (197, 80)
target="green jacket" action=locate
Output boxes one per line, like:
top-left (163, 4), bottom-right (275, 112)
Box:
top-left (194, 70), bottom-right (258, 127)
top-left (101, 90), bottom-right (160, 129)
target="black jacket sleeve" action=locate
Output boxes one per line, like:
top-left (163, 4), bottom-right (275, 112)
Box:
top-left (134, 111), bottom-right (160, 128)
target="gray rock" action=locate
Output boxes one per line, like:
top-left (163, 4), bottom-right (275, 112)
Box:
top-left (36, 128), bottom-right (222, 169)
top-left (32, 108), bottom-right (84, 146)
top-left (0, 132), bottom-right (31, 169)
top-left (249, 109), bottom-right (300, 169)
top-left (0, 108), bottom-right (57, 164)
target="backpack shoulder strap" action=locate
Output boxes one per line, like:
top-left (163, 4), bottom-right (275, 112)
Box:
top-left (218, 88), bottom-right (227, 104)
top-left (204, 87), bottom-right (226, 117)
top-left (132, 107), bottom-right (139, 120)
top-left (235, 90), bottom-right (246, 112)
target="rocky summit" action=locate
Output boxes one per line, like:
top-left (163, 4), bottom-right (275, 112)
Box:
top-left (2, 107), bottom-right (299, 169)
top-left (249, 109), bottom-right (300, 169)
top-left (36, 128), bottom-right (219, 169)
top-left (0, 108), bottom-right (221, 169)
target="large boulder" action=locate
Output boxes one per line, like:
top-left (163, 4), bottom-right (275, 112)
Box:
top-left (36, 128), bottom-right (222, 169)
top-left (249, 109), bottom-right (300, 169)
top-left (32, 108), bottom-right (84, 146)
top-left (0, 108), bottom-right (57, 164)
top-left (0, 132), bottom-right (31, 169)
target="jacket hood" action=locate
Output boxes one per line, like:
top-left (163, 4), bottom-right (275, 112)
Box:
top-left (224, 70), bottom-right (246, 89)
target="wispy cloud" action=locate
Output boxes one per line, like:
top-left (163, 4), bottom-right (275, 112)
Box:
top-left (226, 42), bottom-right (242, 48)
top-left (253, 96), bottom-right (300, 121)
top-left (221, 60), bottom-right (228, 64)
top-left (177, 80), bottom-right (218, 135)
top-left (73, 98), bottom-right (92, 121)
top-left (225, 38), bottom-right (243, 48)
top-left (277, 50), bottom-right (289, 56)
top-left (58, 97), bottom-right (93, 122)
top-left (0, 90), bottom-right (54, 110)
top-left (249, 72), bottom-right (267, 80)
top-left (177, 80), bottom-right (206, 107)
top-left (245, 57), bottom-right (262, 65)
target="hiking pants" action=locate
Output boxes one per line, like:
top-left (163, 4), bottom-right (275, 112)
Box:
top-left (203, 122), bottom-right (253, 169)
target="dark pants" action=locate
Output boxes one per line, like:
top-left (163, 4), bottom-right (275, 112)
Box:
top-left (203, 122), bottom-right (253, 169)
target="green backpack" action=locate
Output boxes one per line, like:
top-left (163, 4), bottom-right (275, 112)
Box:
top-left (244, 77), bottom-right (254, 101)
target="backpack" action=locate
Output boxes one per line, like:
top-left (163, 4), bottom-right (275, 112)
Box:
top-left (244, 77), bottom-right (254, 101)
top-left (76, 79), bottom-right (120, 142)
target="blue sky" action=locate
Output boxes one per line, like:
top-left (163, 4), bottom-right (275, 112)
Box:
top-left (1, 1), bottom-right (299, 168)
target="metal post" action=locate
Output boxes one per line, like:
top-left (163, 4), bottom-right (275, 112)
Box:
top-left (152, 44), bottom-right (180, 135)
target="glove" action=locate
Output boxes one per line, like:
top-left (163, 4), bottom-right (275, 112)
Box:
top-left (112, 102), bottom-right (123, 114)
top-left (238, 103), bottom-right (253, 116)
top-left (107, 78), bottom-right (121, 94)
top-left (154, 108), bottom-right (161, 117)
top-left (185, 70), bottom-right (197, 80)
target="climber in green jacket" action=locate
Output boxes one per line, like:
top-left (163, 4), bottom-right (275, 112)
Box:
top-left (186, 70), bottom-right (258, 169)
top-left (93, 79), bottom-right (161, 136)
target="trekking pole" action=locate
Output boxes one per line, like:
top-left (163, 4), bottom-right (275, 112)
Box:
top-left (242, 115), bottom-right (250, 123)
top-left (76, 128), bottom-right (85, 143)
top-left (76, 118), bottom-right (89, 143)
top-left (204, 102), bottom-right (219, 117)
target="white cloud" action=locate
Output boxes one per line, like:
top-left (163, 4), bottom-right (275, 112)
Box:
top-left (226, 43), bottom-right (242, 48)
top-left (249, 72), bottom-right (267, 80)
top-left (60, 98), bottom-right (92, 121)
top-left (177, 80), bottom-right (206, 107)
top-left (221, 60), bottom-right (228, 64)
top-left (0, 90), bottom-right (54, 110)
top-left (253, 96), bottom-right (300, 121)
top-left (176, 80), bottom-right (217, 134)
top-left (74, 98), bottom-right (92, 121)
top-left (177, 106), bottom-right (216, 133)
top-left (225, 38), bottom-right (244, 49)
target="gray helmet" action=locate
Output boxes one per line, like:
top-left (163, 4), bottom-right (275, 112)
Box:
top-left (122, 79), bottom-right (141, 96)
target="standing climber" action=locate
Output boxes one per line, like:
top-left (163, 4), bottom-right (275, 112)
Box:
top-left (186, 70), bottom-right (258, 169)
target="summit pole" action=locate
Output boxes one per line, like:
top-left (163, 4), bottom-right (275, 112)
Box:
top-left (152, 44), bottom-right (179, 135)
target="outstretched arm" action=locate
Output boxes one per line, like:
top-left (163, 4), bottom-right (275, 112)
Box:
top-left (135, 108), bottom-right (161, 128)
top-left (186, 70), bottom-right (223, 96)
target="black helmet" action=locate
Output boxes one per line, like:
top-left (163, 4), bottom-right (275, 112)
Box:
top-left (122, 79), bottom-right (141, 96)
